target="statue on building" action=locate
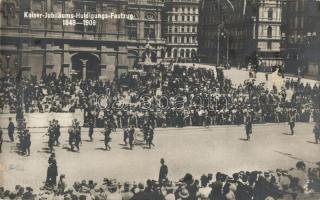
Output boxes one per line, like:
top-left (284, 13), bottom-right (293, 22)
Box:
top-left (143, 39), bottom-right (153, 64)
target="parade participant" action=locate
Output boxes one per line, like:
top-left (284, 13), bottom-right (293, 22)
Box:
top-left (128, 125), bottom-right (135, 150)
top-left (48, 122), bottom-right (55, 153)
top-left (54, 120), bottom-right (61, 145)
top-left (123, 128), bottom-right (129, 146)
top-left (245, 112), bottom-right (253, 141)
top-left (24, 129), bottom-right (31, 156)
top-left (0, 127), bottom-right (3, 153)
top-left (313, 122), bottom-right (320, 144)
top-left (48, 153), bottom-right (56, 165)
top-left (288, 110), bottom-right (296, 135)
top-left (142, 122), bottom-right (149, 145)
top-left (74, 129), bottom-right (81, 152)
top-left (46, 159), bottom-right (58, 188)
top-left (104, 120), bottom-right (113, 151)
top-left (68, 128), bottom-right (75, 151)
top-left (73, 119), bottom-right (81, 152)
top-left (88, 118), bottom-right (94, 141)
top-left (7, 117), bottom-right (15, 142)
top-left (147, 125), bottom-right (155, 149)
top-left (159, 158), bottom-right (168, 185)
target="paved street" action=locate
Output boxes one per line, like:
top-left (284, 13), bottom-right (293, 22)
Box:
top-left (1, 123), bottom-right (319, 191)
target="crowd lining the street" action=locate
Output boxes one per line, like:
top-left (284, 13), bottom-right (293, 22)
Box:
top-left (0, 160), bottom-right (320, 200)
top-left (0, 64), bottom-right (319, 129)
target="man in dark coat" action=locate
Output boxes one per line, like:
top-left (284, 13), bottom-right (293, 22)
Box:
top-left (128, 126), bottom-right (135, 150)
top-left (46, 159), bottom-right (58, 187)
top-left (7, 117), bottom-right (15, 142)
top-left (123, 128), bottom-right (129, 146)
top-left (159, 158), bottom-right (168, 185)
top-left (288, 110), bottom-right (296, 135)
top-left (147, 126), bottom-right (155, 149)
top-left (54, 120), bottom-right (61, 145)
top-left (104, 120), bottom-right (113, 151)
top-left (209, 172), bottom-right (224, 200)
top-left (88, 118), bottom-right (94, 141)
top-left (245, 113), bottom-right (253, 141)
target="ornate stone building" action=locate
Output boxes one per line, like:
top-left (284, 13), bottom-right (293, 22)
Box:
top-left (162, 0), bottom-right (199, 62)
top-left (282, 0), bottom-right (320, 78)
top-left (198, 0), bottom-right (283, 69)
top-left (0, 0), bottom-right (165, 81)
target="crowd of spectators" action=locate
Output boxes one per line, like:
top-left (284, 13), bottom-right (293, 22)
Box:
top-left (0, 161), bottom-right (319, 200)
top-left (0, 64), bottom-right (319, 129)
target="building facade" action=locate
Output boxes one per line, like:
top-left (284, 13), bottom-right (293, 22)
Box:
top-left (0, 0), bottom-right (165, 81)
top-left (198, 0), bottom-right (283, 69)
top-left (162, 0), bottom-right (199, 62)
top-left (282, 0), bottom-right (320, 78)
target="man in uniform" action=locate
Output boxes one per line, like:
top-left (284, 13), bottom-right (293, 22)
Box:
top-left (48, 123), bottom-right (55, 153)
top-left (159, 158), bottom-right (168, 185)
top-left (245, 112), bottom-right (253, 141)
top-left (147, 125), bottom-right (155, 149)
top-left (54, 120), bottom-right (61, 145)
top-left (88, 118), bottom-right (94, 141)
top-left (104, 120), bottom-right (112, 151)
top-left (142, 122), bottom-right (149, 145)
top-left (288, 110), bottom-right (296, 135)
top-left (74, 122), bottom-right (81, 152)
top-left (128, 125), bottom-right (135, 150)
top-left (123, 128), bottom-right (129, 146)
top-left (7, 117), bottom-right (15, 142)
top-left (68, 128), bottom-right (75, 151)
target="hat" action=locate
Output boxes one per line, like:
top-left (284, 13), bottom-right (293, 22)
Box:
top-left (178, 187), bottom-right (190, 199)
top-left (26, 187), bottom-right (33, 192)
top-left (124, 182), bottom-right (130, 188)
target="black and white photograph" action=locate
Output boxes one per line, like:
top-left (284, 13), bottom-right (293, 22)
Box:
top-left (0, 0), bottom-right (320, 199)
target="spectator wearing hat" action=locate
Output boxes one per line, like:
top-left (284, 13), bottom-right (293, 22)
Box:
top-left (121, 182), bottom-right (133, 200)
top-left (58, 174), bottom-right (67, 195)
top-left (22, 187), bottom-right (36, 200)
top-left (105, 179), bottom-right (121, 200)
top-left (197, 175), bottom-right (211, 200)
top-left (176, 186), bottom-right (190, 200)
top-left (209, 172), bottom-right (224, 200)
top-left (164, 182), bottom-right (175, 200)
top-left (130, 183), bottom-right (148, 200)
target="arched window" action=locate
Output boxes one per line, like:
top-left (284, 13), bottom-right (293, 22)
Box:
top-left (180, 49), bottom-right (185, 58)
top-left (173, 49), bottom-right (178, 58)
top-left (267, 26), bottom-right (272, 38)
top-left (127, 20), bottom-right (137, 39)
top-left (167, 49), bottom-right (172, 58)
top-left (186, 49), bottom-right (190, 58)
top-left (268, 8), bottom-right (273, 20)
top-left (144, 13), bottom-right (156, 39)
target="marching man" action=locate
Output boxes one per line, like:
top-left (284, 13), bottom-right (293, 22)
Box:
top-left (288, 109), bottom-right (296, 135)
top-left (245, 112), bottom-right (253, 141)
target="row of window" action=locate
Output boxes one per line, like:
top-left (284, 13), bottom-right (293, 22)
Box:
top-left (167, 49), bottom-right (197, 58)
top-left (168, 15), bottom-right (197, 22)
top-left (167, 36), bottom-right (197, 44)
top-left (168, 26), bottom-right (197, 33)
top-left (127, 21), bottom-right (156, 39)
top-left (172, 6), bottom-right (198, 14)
